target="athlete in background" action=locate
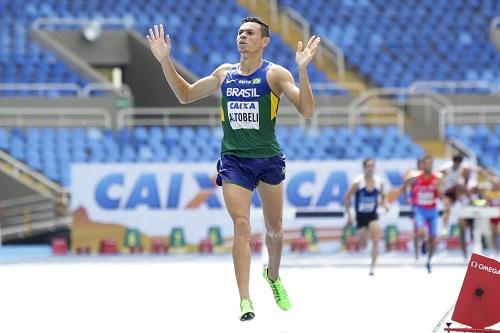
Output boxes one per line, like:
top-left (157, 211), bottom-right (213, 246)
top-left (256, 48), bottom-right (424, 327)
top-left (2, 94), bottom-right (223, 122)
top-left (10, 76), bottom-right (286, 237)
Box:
top-left (402, 155), bottom-right (443, 273)
top-left (439, 155), bottom-right (471, 232)
top-left (344, 158), bottom-right (389, 276)
top-left (402, 158), bottom-right (425, 260)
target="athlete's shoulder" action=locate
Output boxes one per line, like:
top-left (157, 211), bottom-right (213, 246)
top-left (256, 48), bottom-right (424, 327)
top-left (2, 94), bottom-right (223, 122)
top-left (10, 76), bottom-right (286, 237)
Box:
top-left (428, 172), bottom-right (442, 184)
top-left (432, 171), bottom-right (443, 179)
top-left (212, 63), bottom-right (237, 82)
top-left (213, 63), bottom-right (235, 74)
top-left (373, 175), bottom-right (384, 188)
top-left (438, 161), bottom-right (452, 173)
top-left (267, 63), bottom-right (293, 79)
top-left (353, 174), bottom-right (364, 186)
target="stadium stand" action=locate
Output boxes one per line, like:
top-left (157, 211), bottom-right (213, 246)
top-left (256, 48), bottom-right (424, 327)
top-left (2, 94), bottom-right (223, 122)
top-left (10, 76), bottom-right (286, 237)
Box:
top-left (0, 125), bottom-right (424, 187)
top-left (280, 0), bottom-right (500, 92)
top-left (0, 0), bottom-right (346, 97)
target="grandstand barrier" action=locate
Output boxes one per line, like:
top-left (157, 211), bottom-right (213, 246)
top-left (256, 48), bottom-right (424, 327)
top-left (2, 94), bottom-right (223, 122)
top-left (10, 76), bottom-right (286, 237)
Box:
top-left (0, 83), bottom-right (82, 97)
top-left (0, 107), bottom-right (112, 128)
top-left (409, 81), bottom-right (499, 95)
top-left (0, 194), bottom-right (70, 243)
top-left (32, 17), bottom-right (135, 31)
top-left (439, 105), bottom-right (500, 140)
top-left (116, 105), bottom-right (404, 129)
top-left (0, 82), bottom-right (132, 99)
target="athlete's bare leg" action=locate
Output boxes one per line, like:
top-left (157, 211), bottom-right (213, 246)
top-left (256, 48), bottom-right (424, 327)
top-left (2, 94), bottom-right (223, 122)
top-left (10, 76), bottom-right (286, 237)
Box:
top-left (459, 218), bottom-right (468, 258)
top-left (442, 196), bottom-right (453, 230)
top-left (413, 221), bottom-right (420, 260)
top-left (368, 220), bottom-right (381, 274)
top-left (256, 181), bottom-right (284, 281)
top-left (222, 181), bottom-right (253, 301)
top-left (357, 227), bottom-right (368, 249)
top-left (427, 235), bottom-right (436, 265)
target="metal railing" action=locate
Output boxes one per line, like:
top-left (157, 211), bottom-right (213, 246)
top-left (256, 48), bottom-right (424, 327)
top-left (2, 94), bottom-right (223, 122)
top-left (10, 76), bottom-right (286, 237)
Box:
top-left (117, 107), bottom-right (220, 128)
top-left (0, 107), bottom-right (112, 128)
top-left (0, 150), bottom-right (68, 199)
top-left (283, 7), bottom-right (311, 46)
top-left (409, 80), bottom-right (499, 95)
top-left (0, 82), bottom-right (132, 99)
top-left (490, 16), bottom-right (500, 34)
top-left (350, 87), bottom-right (452, 112)
top-left (438, 105), bottom-right (500, 140)
top-left (280, 8), bottom-right (345, 80)
top-left (32, 17), bottom-right (135, 30)
top-left (350, 106), bottom-right (405, 131)
top-left (348, 87), bottom-right (452, 133)
top-left (82, 82), bottom-right (132, 99)
top-left (117, 106), bottom-right (311, 128)
top-left (0, 195), bottom-right (70, 242)
top-left (311, 82), bottom-right (364, 96)
top-left (0, 83), bottom-right (82, 97)
top-left (117, 105), bottom-right (402, 130)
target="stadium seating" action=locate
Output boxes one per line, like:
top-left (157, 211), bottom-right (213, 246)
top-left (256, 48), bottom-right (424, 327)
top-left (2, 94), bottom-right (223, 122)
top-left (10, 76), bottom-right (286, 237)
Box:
top-left (446, 124), bottom-right (500, 171)
top-left (0, 125), bottom-right (424, 187)
top-left (280, 0), bottom-right (500, 92)
top-left (0, 0), bottom-right (346, 97)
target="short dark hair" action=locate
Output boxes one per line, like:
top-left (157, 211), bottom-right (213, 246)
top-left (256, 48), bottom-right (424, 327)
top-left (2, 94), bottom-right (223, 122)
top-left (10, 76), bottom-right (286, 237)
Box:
top-left (363, 158), bottom-right (374, 167)
top-left (452, 154), bottom-right (464, 163)
top-left (241, 17), bottom-right (270, 38)
top-left (423, 155), bottom-right (433, 162)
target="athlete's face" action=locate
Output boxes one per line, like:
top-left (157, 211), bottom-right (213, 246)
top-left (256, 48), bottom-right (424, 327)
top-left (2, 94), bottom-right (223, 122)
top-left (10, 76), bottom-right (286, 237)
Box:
top-left (452, 159), bottom-right (462, 169)
top-left (237, 22), bottom-right (269, 53)
top-left (363, 160), bottom-right (375, 177)
top-left (417, 160), bottom-right (424, 171)
top-left (423, 158), bottom-right (433, 173)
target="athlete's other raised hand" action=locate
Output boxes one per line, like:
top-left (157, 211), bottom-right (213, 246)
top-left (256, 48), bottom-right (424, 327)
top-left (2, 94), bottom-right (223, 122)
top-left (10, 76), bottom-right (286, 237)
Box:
top-left (296, 35), bottom-right (321, 70)
top-left (146, 24), bottom-right (171, 63)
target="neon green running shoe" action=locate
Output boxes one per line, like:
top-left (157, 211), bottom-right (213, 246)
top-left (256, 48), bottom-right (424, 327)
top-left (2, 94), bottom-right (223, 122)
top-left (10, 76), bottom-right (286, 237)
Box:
top-left (239, 298), bottom-right (255, 321)
top-left (263, 266), bottom-right (291, 311)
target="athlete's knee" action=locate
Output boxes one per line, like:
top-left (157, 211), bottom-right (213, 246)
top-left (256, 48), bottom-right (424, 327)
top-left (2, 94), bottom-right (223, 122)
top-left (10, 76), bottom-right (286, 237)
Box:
top-left (233, 217), bottom-right (251, 238)
top-left (265, 223), bottom-right (283, 239)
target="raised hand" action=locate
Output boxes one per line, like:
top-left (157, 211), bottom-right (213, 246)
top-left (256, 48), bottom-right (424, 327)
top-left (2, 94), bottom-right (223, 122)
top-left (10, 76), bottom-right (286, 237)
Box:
top-left (146, 24), bottom-right (171, 63)
top-left (296, 35), bottom-right (321, 70)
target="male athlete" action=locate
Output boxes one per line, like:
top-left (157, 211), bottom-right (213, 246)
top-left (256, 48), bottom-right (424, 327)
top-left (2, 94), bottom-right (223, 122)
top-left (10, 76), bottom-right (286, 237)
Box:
top-left (439, 155), bottom-right (471, 231)
top-left (344, 158), bottom-right (388, 276)
top-left (402, 158), bottom-right (426, 260)
top-left (402, 155), bottom-right (443, 273)
top-left (147, 17), bottom-right (320, 320)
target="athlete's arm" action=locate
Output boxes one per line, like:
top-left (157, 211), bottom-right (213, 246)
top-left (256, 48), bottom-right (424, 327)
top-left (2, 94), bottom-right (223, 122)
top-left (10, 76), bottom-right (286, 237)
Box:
top-left (343, 181), bottom-right (359, 225)
top-left (401, 176), bottom-right (415, 205)
top-left (147, 24), bottom-right (230, 104)
top-left (268, 36), bottom-right (320, 118)
top-left (436, 176), bottom-right (444, 198)
top-left (462, 166), bottom-right (471, 186)
top-left (380, 182), bottom-right (390, 211)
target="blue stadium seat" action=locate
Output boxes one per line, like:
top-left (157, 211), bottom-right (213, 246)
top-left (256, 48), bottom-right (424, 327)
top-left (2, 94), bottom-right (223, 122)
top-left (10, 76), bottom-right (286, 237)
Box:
top-left (0, 0), bottom-right (344, 97)
top-left (280, 0), bottom-right (500, 93)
